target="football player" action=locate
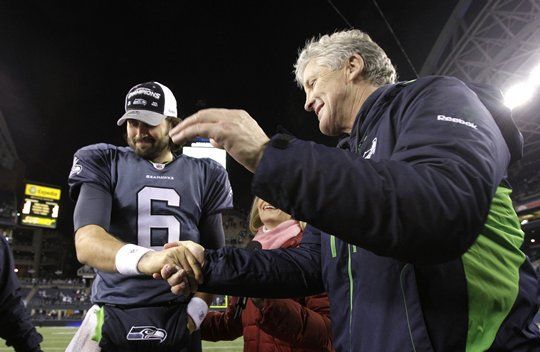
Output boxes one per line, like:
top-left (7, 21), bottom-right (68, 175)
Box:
top-left (66, 81), bottom-right (232, 352)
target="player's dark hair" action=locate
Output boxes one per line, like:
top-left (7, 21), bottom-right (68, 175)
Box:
top-left (166, 117), bottom-right (183, 154)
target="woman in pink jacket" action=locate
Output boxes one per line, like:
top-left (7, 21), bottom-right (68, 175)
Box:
top-left (201, 196), bottom-right (333, 352)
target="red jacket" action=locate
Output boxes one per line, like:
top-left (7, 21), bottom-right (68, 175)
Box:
top-left (201, 233), bottom-right (333, 352)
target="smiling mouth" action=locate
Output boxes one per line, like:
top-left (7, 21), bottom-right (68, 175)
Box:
top-left (315, 104), bottom-right (324, 118)
top-left (136, 138), bottom-right (154, 144)
top-left (263, 205), bottom-right (276, 210)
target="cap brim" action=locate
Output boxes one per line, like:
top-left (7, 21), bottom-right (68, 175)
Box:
top-left (116, 110), bottom-right (167, 126)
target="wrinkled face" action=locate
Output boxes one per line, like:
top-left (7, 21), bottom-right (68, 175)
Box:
top-left (257, 198), bottom-right (291, 229)
top-left (126, 119), bottom-right (171, 160)
top-left (302, 60), bottom-right (350, 136)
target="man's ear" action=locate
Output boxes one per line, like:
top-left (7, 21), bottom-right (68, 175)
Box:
top-left (345, 54), bottom-right (364, 82)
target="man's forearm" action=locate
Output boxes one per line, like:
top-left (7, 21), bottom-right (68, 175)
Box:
top-left (74, 224), bottom-right (125, 272)
top-left (74, 224), bottom-right (167, 276)
top-left (200, 246), bottom-right (324, 298)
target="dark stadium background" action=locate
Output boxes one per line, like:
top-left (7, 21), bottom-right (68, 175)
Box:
top-left (0, 0), bottom-right (464, 275)
top-left (0, 2), bottom-right (538, 348)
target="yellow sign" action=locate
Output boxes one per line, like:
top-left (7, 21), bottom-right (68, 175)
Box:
top-left (210, 295), bottom-right (229, 309)
top-left (20, 215), bottom-right (57, 228)
top-left (25, 183), bottom-right (61, 200)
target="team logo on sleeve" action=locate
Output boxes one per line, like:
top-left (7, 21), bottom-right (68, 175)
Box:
top-left (126, 326), bottom-right (168, 343)
top-left (362, 138), bottom-right (377, 159)
top-left (70, 157), bottom-right (82, 176)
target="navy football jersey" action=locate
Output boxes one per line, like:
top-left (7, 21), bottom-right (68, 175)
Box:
top-left (68, 143), bottom-right (233, 305)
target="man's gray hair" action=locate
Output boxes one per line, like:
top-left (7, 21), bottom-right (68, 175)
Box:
top-left (294, 29), bottom-right (397, 87)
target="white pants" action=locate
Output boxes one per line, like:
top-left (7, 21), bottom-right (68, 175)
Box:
top-left (66, 304), bottom-right (101, 352)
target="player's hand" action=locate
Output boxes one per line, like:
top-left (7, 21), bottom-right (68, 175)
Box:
top-left (153, 241), bottom-right (206, 295)
top-left (169, 109), bottom-right (270, 173)
top-left (187, 315), bottom-right (197, 334)
top-left (138, 243), bottom-right (203, 294)
top-left (163, 240), bottom-right (205, 266)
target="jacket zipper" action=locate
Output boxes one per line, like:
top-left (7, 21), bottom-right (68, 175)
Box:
top-left (400, 264), bottom-right (417, 352)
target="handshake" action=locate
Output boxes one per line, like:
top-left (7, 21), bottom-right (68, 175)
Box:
top-left (136, 241), bottom-right (206, 296)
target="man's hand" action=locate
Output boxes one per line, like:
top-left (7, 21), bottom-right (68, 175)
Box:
top-left (137, 241), bottom-right (204, 295)
top-left (169, 109), bottom-right (270, 173)
top-left (149, 241), bottom-right (206, 296)
top-left (163, 240), bottom-right (205, 265)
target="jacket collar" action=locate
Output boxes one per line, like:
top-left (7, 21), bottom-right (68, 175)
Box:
top-left (337, 83), bottom-right (393, 150)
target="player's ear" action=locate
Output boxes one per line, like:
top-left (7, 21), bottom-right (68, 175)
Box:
top-left (345, 54), bottom-right (364, 82)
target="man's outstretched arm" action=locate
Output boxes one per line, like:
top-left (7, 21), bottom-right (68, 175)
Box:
top-left (161, 226), bottom-right (325, 298)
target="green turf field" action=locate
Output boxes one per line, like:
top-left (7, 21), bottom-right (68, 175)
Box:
top-left (0, 326), bottom-right (243, 351)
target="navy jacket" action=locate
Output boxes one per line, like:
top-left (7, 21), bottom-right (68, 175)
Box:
top-left (201, 76), bottom-right (540, 351)
top-left (0, 235), bottom-right (42, 351)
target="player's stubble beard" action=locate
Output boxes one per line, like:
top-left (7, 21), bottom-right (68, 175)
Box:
top-left (127, 133), bottom-right (171, 161)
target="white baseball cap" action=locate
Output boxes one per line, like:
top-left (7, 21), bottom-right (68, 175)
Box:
top-left (116, 81), bottom-right (178, 126)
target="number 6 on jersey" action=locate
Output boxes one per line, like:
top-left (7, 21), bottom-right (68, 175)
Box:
top-left (137, 186), bottom-right (180, 249)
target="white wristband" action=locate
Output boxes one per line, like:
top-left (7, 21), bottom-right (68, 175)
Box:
top-left (187, 297), bottom-right (209, 330)
top-left (115, 244), bottom-right (154, 276)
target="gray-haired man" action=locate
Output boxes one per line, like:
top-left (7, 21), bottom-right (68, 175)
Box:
top-left (166, 29), bottom-right (539, 351)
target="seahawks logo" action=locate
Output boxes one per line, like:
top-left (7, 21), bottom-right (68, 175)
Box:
top-left (69, 157), bottom-right (82, 176)
top-left (362, 138), bottom-right (377, 159)
top-left (126, 326), bottom-right (167, 343)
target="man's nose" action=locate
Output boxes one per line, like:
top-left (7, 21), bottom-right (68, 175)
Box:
top-left (136, 123), bottom-right (150, 134)
top-left (304, 92), bottom-right (315, 112)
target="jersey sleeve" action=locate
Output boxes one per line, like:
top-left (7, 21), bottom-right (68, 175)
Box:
top-left (68, 144), bottom-right (114, 202)
top-left (202, 159), bottom-right (233, 215)
top-left (199, 213), bottom-right (225, 250)
top-left (72, 183), bottom-right (113, 232)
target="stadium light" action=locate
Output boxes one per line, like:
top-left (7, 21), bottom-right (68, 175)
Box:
top-left (504, 82), bottom-right (535, 109)
top-left (527, 64), bottom-right (540, 86)
top-left (504, 63), bottom-right (540, 109)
